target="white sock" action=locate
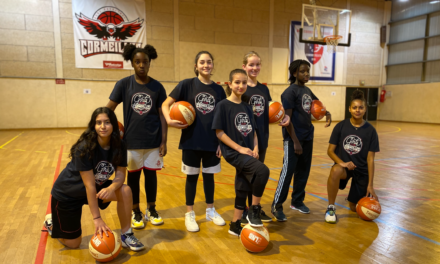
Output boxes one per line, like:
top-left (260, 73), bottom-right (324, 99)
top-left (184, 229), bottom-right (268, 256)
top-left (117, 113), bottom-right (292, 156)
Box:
top-left (125, 228), bottom-right (133, 234)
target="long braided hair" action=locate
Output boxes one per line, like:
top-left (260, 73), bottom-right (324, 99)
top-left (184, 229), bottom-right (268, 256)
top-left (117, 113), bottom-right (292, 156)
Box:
top-left (288, 59), bottom-right (311, 84)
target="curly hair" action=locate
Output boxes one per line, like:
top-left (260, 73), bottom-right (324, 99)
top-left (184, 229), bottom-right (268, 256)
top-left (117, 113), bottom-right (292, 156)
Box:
top-left (122, 44), bottom-right (158, 63)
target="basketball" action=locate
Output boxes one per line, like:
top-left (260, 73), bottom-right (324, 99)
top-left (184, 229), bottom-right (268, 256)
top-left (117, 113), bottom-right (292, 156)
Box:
top-left (89, 232), bottom-right (122, 262)
top-left (169, 101), bottom-right (196, 126)
top-left (117, 121), bottom-right (124, 139)
top-left (311, 100), bottom-right (327, 120)
top-left (240, 224), bottom-right (270, 253)
top-left (268, 101), bottom-right (285, 123)
top-left (356, 197), bottom-right (381, 221)
top-left (97, 11), bottom-right (124, 25)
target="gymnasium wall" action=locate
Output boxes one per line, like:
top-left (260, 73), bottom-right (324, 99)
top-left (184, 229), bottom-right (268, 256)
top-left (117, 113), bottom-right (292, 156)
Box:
top-left (0, 0), bottom-right (389, 129)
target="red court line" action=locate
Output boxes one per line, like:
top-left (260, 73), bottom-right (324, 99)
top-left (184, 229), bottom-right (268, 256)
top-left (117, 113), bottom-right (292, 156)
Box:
top-left (35, 145), bottom-right (64, 264)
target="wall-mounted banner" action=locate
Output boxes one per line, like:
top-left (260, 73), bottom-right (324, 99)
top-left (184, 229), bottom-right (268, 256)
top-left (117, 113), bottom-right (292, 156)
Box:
top-left (289, 21), bottom-right (335, 81)
top-left (72, 0), bottom-right (146, 69)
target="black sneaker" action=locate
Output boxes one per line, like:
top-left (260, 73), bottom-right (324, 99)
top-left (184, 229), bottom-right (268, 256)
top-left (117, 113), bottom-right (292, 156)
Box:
top-left (260, 208), bottom-right (273, 222)
top-left (240, 207), bottom-right (249, 226)
top-left (246, 205), bottom-right (263, 227)
top-left (290, 204), bottom-right (310, 214)
top-left (228, 220), bottom-right (243, 236)
top-left (272, 209), bottom-right (287, 222)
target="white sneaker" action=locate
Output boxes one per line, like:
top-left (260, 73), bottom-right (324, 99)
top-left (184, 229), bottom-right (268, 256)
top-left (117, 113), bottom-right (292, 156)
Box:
top-left (325, 205), bottom-right (337, 224)
top-left (185, 211), bottom-right (199, 232)
top-left (206, 207), bottom-right (226, 226)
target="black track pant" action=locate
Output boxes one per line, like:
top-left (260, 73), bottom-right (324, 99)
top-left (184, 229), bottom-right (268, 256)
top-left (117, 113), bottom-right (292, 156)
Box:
top-left (127, 169), bottom-right (157, 205)
top-left (272, 139), bottom-right (313, 212)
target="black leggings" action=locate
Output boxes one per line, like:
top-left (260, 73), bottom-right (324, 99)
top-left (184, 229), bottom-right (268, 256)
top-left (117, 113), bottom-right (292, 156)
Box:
top-left (127, 169), bottom-right (157, 205)
top-left (185, 173), bottom-right (214, 206)
top-left (247, 148), bottom-right (267, 207)
top-left (235, 158), bottom-right (270, 210)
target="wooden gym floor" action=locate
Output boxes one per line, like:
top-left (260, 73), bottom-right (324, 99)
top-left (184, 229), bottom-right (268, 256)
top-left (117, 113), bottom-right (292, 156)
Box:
top-left (0, 121), bottom-right (439, 264)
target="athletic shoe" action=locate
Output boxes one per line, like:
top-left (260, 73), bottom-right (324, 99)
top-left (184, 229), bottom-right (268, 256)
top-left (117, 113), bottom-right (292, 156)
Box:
top-left (185, 211), bottom-right (199, 232)
top-left (325, 205), bottom-right (337, 224)
top-left (121, 231), bottom-right (145, 251)
top-left (43, 214), bottom-right (53, 236)
top-left (146, 206), bottom-right (164, 226)
top-left (131, 211), bottom-right (145, 229)
top-left (240, 207), bottom-right (249, 226)
top-left (246, 205), bottom-right (263, 227)
top-left (228, 220), bottom-right (243, 236)
top-left (206, 207), bottom-right (226, 226)
top-left (272, 209), bottom-right (287, 222)
top-left (290, 204), bottom-right (310, 214)
top-left (260, 208), bottom-right (273, 223)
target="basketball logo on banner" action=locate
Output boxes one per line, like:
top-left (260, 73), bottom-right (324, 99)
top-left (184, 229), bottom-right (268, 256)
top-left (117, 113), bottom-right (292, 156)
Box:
top-left (72, 0), bottom-right (147, 69)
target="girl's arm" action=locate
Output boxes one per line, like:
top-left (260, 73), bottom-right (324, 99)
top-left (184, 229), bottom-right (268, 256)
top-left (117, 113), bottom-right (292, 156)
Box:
top-left (252, 132), bottom-right (259, 159)
top-left (106, 100), bottom-right (119, 111)
top-left (161, 97), bottom-right (188, 129)
top-left (96, 166), bottom-right (126, 201)
top-left (215, 129), bottom-right (253, 157)
top-left (159, 108), bottom-right (168, 156)
top-left (80, 170), bottom-right (112, 237)
top-left (366, 151), bottom-right (379, 200)
top-left (327, 144), bottom-right (356, 170)
top-left (284, 109), bottom-right (302, 155)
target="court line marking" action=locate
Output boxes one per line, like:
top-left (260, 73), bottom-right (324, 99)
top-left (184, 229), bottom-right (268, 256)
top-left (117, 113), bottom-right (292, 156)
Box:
top-left (377, 125), bottom-right (401, 135)
top-left (269, 154), bottom-right (440, 170)
top-left (266, 176), bottom-right (440, 246)
top-left (35, 145), bottom-right (64, 264)
top-left (0, 131), bottom-right (24, 149)
top-left (66, 130), bottom-right (80, 136)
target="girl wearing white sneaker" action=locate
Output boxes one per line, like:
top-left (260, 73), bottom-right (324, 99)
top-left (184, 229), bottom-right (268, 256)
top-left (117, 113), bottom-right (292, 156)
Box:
top-left (240, 51), bottom-right (290, 225)
top-left (46, 107), bottom-right (145, 251)
top-left (107, 44), bottom-right (167, 230)
top-left (212, 69), bottom-right (271, 236)
top-left (162, 51), bottom-right (226, 232)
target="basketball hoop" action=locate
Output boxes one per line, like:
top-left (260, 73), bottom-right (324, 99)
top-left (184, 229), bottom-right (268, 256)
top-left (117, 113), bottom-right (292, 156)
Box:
top-left (324, 35), bottom-right (342, 53)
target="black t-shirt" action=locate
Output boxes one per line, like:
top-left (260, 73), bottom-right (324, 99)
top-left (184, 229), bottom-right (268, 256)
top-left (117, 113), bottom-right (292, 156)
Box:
top-left (241, 82), bottom-right (272, 150)
top-left (51, 141), bottom-right (128, 202)
top-left (109, 75), bottom-right (167, 149)
top-left (212, 100), bottom-right (257, 170)
top-left (329, 119), bottom-right (380, 174)
top-left (169, 77), bottom-right (226, 151)
top-left (281, 84), bottom-right (319, 142)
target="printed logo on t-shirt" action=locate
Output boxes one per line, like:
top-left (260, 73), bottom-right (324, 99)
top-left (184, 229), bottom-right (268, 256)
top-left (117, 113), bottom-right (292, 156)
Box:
top-left (343, 135), bottom-right (363, 155)
top-left (131, 92), bottom-right (152, 115)
top-left (235, 112), bottom-right (253, 137)
top-left (95, 161), bottom-right (115, 185)
top-left (195, 92), bottom-right (215, 114)
top-left (302, 94), bottom-right (312, 114)
top-left (249, 95), bottom-right (265, 117)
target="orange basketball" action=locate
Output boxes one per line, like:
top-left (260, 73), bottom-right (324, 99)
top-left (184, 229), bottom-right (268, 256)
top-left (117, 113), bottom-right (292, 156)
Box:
top-left (268, 101), bottom-right (285, 123)
top-left (169, 101), bottom-right (196, 126)
top-left (311, 100), bottom-right (327, 120)
top-left (117, 121), bottom-right (124, 139)
top-left (356, 197), bottom-right (381, 221)
top-left (89, 232), bottom-right (122, 262)
top-left (240, 224), bottom-right (270, 253)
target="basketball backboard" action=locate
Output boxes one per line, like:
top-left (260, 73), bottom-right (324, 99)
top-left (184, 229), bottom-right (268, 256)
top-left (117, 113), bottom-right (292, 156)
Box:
top-left (300, 4), bottom-right (352, 47)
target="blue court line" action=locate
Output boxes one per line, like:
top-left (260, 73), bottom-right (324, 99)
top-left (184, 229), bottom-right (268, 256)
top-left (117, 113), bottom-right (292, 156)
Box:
top-left (269, 154), bottom-right (440, 170)
top-left (268, 176), bottom-right (440, 246)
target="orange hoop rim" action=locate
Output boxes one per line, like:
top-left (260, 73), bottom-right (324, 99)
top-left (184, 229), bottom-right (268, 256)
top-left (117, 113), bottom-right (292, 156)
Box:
top-left (323, 35), bottom-right (343, 41)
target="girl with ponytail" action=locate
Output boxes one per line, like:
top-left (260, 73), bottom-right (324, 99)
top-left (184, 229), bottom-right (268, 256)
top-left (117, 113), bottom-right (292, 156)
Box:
top-left (106, 44), bottom-right (168, 231)
top-left (271, 59), bottom-right (332, 221)
top-left (324, 89), bottom-right (380, 224)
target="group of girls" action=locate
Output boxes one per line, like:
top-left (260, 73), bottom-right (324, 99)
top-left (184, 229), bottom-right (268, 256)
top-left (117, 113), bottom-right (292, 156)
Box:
top-left (43, 43), bottom-right (380, 252)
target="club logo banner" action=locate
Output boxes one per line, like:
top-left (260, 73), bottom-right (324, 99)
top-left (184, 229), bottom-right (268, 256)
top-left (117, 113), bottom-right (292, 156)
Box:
top-left (289, 21), bottom-right (335, 81)
top-left (72, 0), bottom-right (146, 69)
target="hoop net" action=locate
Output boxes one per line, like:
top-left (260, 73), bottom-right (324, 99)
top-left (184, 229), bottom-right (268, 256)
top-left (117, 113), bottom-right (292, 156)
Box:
top-left (324, 35), bottom-right (342, 53)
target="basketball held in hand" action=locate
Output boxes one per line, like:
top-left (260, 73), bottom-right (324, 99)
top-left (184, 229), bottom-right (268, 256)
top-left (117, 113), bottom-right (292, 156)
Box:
top-left (117, 121), bottom-right (124, 139)
top-left (170, 101), bottom-right (196, 126)
top-left (356, 197), bottom-right (381, 221)
top-left (311, 100), bottom-right (327, 120)
top-left (268, 101), bottom-right (285, 124)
